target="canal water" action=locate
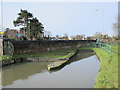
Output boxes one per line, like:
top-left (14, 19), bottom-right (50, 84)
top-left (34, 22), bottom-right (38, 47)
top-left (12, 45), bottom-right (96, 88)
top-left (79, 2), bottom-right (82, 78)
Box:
top-left (2, 50), bottom-right (100, 88)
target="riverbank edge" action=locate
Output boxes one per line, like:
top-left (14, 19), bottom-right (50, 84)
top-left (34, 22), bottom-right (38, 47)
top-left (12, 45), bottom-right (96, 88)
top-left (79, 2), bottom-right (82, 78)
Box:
top-left (93, 48), bottom-right (118, 88)
top-left (1, 48), bottom-right (79, 66)
top-left (47, 50), bottom-right (79, 70)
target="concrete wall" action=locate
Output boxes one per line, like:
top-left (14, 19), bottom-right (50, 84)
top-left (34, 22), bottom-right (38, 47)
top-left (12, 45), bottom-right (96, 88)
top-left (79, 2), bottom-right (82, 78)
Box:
top-left (8, 40), bottom-right (96, 55)
top-left (0, 39), bottom-right (3, 56)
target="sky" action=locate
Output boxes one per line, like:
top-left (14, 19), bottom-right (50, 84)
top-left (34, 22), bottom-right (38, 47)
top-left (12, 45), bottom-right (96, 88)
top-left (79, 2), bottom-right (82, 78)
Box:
top-left (0, 1), bottom-right (118, 37)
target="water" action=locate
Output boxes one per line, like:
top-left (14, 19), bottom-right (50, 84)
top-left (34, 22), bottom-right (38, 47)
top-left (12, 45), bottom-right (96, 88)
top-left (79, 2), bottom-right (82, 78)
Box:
top-left (2, 50), bottom-right (100, 88)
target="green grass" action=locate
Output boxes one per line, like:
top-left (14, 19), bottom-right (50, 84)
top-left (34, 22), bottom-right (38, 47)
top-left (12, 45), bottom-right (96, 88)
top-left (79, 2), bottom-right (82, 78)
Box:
top-left (1, 47), bottom-right (80, 60)
top-left (93, 47), bottom-right (118, 88)
top-left (111, 44), bottom-right (119, 54)
top-left (60, 52), bottom-right (75, 59)
top-left (0, 55), bottom-right (12, 61)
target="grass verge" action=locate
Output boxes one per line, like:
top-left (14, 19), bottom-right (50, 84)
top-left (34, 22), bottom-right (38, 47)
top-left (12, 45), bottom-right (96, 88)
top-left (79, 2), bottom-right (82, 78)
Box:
top-left (93, 48), bottom-right (118, 88)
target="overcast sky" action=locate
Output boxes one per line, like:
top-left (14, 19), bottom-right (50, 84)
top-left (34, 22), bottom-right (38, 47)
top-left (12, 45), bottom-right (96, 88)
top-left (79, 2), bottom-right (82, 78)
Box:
top-left (0, 1), bottom-right (118, 37)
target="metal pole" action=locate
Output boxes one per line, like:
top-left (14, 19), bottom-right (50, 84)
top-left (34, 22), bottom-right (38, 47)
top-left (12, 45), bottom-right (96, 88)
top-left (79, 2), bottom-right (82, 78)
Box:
top-left (102, 9), bottom-right (104, 34)
top-left (1, 0), bottom-right (3, 38)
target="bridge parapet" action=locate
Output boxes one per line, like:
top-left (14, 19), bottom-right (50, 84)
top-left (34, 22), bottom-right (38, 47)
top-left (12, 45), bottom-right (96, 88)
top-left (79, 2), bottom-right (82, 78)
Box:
top-left (9, 40), bottom-right (96, 55)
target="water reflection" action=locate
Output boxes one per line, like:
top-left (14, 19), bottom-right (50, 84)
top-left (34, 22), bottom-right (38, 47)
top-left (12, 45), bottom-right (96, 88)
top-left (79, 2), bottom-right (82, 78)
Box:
top-left (49, 49), bottom-right (95, 72)
top-left (2, 62), bottom-right (49, 86)
top-left (2, 49), bottom-right (99, 88)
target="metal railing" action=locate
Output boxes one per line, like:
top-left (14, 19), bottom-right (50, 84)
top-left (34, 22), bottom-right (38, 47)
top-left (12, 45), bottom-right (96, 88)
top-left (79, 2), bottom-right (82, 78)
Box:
top-left (92, 40), bottom-right (111, 55)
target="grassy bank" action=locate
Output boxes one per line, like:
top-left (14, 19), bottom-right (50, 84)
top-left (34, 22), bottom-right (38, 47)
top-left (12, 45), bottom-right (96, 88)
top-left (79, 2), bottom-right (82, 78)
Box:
top-left (93, 47), bottom-right (118, 88)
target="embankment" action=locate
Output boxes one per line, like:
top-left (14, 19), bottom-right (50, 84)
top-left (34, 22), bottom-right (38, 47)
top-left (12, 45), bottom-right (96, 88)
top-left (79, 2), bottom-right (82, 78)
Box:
top-left (93, 48), bottom-right (118, 88)
top-left (2, 47), bottom-right (81, 66)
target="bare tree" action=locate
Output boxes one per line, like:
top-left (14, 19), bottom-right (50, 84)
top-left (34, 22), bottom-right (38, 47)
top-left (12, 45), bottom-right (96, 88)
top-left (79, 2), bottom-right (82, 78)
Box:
top-left (70, 36), bottom-right (75, 40)
top-left (113, 17), bottom-right (120, 39)
top-left (44, 30), bottom-right (52, 40)
top-left (93, 32), bottom-right (102, 40)
top-left (75, 35), bottom-right (83, 40)
top-left (63, 33), bottom-right (69, 40)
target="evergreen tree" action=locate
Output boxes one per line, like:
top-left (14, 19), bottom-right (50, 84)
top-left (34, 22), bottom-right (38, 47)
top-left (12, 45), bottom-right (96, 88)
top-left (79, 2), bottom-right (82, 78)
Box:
top-left (13, 9), bottom-right (33, 39)
top-left (30, 17), bottom-right (44, 40)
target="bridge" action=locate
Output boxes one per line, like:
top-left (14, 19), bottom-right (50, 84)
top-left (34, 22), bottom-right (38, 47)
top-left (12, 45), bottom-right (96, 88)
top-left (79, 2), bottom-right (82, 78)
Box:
top-left (0, 39), bottom-right (113, 56)
top-left (1, 39), bottom-right (114, 66)
top-left (0, 39), bottom-right (96, 56)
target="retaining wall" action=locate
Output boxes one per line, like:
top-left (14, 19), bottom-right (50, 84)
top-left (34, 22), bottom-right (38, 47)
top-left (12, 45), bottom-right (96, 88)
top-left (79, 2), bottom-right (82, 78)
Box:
top-left (9, 40), bottom-right (96, 55)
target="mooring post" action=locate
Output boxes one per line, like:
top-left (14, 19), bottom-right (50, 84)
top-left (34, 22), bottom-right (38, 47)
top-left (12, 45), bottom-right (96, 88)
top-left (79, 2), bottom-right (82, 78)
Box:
top-left (0, 39), bottom-right (3, 56)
